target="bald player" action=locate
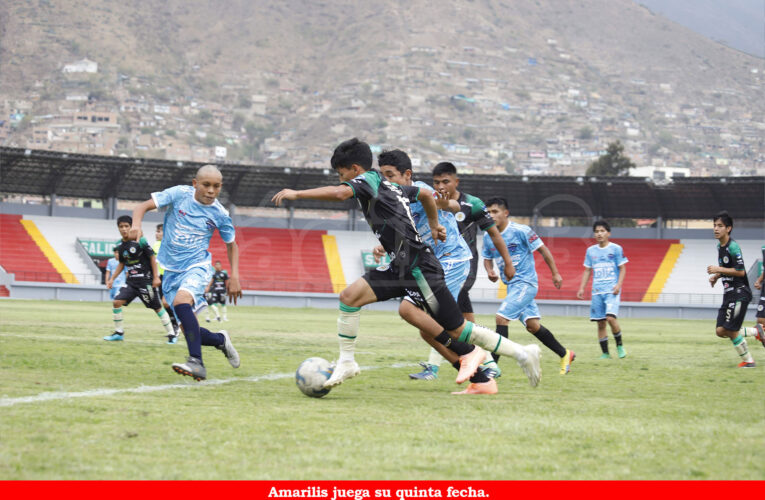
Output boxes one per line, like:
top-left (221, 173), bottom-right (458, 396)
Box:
top-left (130, 165), bottom-right (243, 380)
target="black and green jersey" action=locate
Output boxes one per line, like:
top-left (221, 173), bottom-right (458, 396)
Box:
top-left (211, 270), bottom-right (229, 292)
top-left (344, 169), bottom-right (426, 270)
top-left (455, 192), bottom-right (495, 257)
top-left (717, 238), bottom-right (751, 295)
top-left (116, 237), bottom-right (154, 284)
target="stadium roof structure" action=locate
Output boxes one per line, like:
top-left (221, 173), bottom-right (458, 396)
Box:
top-left (1, 147), bottom-right (764, 219)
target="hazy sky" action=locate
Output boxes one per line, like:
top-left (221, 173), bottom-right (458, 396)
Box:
top-left (636, 0), bottom-right (765, 58)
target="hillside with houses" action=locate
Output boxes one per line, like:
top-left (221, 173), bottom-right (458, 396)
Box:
top-left (1, 0), bottom-right (763, 176)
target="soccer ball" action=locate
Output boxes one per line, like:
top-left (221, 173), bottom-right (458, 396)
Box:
top-left (295, 357), bottom-right (334, 398)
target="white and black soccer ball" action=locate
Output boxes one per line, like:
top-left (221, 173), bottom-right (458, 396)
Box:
top-left (295, 357), bottom-right (334, 398)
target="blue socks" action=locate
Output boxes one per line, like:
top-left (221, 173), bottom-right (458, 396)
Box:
top-left (175, 303), bottom-right (224, 363)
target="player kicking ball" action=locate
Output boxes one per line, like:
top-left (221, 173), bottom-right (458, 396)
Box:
top-left (272, 138), bottom-right (541, 390)
top-left (129, 165), bottom-right (242, 381)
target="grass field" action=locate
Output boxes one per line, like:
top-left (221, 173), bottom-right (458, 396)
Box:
top-left (0, 299), bottom-right (763, 480)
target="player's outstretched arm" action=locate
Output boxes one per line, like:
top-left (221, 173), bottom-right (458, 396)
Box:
top-left (577, 268), bottom-right (592, 299)
top-left (130, 199), bottom-right (157, 241)
top-left (225, 241), bottom-right (242, 305)
top-left (272, 185), bottom-right (354, 206)
top-left (707, 265), bottom-right (746, 278)
top-left (486, 225), bottom-right (515, 282)
top-left (538, 245), bottom-right (562, 289)
top-left (434, 191), bottom-right (460, 213)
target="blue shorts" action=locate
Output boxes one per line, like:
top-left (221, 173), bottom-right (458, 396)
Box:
top-left (162, 266), bottom-right (214, 314)
top-left (497, 282), bottom-right (540, 326)
top-left (590, 293), bottom-right (620, 320)
top-left (109, 283), bottom-right (126, 300)
top-left (442, 259), bottom-right (471, 302)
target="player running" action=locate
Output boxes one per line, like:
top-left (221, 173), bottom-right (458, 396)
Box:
top-left (482, 198), bottom-right (575, 375)
top-left (104, 216), bottom-right (176, 342)
top-left (707, 211), bottom-right (758, 367)
top-left (409, 161), bottom-right (514, 381)
top-left (128, 165), bottom-right (242, 381)
top-left (272, 138), bottom-right (541, 390)
top-left (377, 149), bottom-right (508, 394)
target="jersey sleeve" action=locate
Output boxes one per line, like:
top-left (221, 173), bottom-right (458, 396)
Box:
top-left (343, 173), bottom-right (375, 202)
top-left (729, 242), bottom-right (746, 270)
top-left (217, 214), bottom-right (236, 244)
top-left (583, 247), bottom-right (593, 268)
top-left (469, 196), bottom-right (495, 231)
top-left (151, 185), bottom-right (185, 210)
top-left (525, 226), bottom-right (543, 252)
top-left (480, 232), bottom-right (494, 259)
top-left (400, 184), bottom-right (421, 203)
top-left (616, 245), bottom-right (628, 266)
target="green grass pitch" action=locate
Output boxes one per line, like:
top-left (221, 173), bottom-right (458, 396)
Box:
top-left (0, 299), bottom-right (763, 479)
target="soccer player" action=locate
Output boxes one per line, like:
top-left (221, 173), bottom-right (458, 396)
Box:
top-left (707, 211), bottom-right (757, 367)
top-left (577, 220), bottom-right (628, 359)
top-left (482, 198), bottom-right (575, 375)
top-left (272, 138), bottom-right (541, 390)
top-left (377, 149), bottom-right (507, 394)
top-left (750, 244), bottom-right (765, 345)
top-left (409, 161), bottom-right (515, 381)
top-left (205, 260), bottom-right (229, 322)
top-left (104, 216), bottom-right (176, 342)
top-left (128, 164), bottom-right (242, 381)
top-left (153, 223), bottom-right (181, 344)
top-left (105, 247), bottom-right (126, 301)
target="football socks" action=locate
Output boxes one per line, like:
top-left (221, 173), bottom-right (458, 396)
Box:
top-left (531, 325), bottom-right (567, 358)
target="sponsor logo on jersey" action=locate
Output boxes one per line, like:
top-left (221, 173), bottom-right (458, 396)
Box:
top-left (205, 219), bottom-right (216, 231)
top-left (528, 233), bottom-right (539, 243)
top-left (178, 209), bottom-right (187, 217)
top-left (455, 212), bottom-right (466, 222)
top-left (723, 256), bottom-right (729, 264)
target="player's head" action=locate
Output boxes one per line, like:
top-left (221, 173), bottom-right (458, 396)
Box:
top-left (113, 246), bottom-right (119, 258)
top-left (378, 149), bottom-right (413, 186)
top-left (432, 162), bottom-right (459, 197)
top-left (116, 215), bottom-right (132, 238)
top-left (713, 211), bottom-right (733, 239)
top-left (485, 197), bottom-right (509, 226)
top-left (330, 138), bottom-right (373, 182)
top-left (214, 260), bottom-right (222, 271)
top-left (193, 164), bottom-right (223, 205)
top-left (593, 219), bottom-right (611, 243)
top-left (155, 223), bottom-right (164, 241)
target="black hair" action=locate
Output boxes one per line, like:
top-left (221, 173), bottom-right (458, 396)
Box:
top-left (486, 197), bottom-right (508, 210)
top-left (713, 211), bottom-right (733, 231)
top-left (156, 223), bottom-right (163, 230)
top-left (432, 162), bottom-right (457, 177)
top-left (377, 149), bottom-right (412, 174)
top-left (330, 138), bottom-right (373, 171)
top-left (117, 215), bottom-right (133, 226)
top-left (113, 246), bottom-right (119, 252)
top-left (593, 219), bottom-right (611, 232)
top-left (215, 260), bottom-right (221, 264)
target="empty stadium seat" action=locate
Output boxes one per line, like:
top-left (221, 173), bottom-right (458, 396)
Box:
top-left (207, 227), bottom-right (334, 293)
top-left (0, 214), bottom-right (66, 283)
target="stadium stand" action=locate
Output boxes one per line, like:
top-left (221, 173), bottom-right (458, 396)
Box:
top-left (0, 214), bottom-right (67, 283)
top-left (204, 227), bottom-right (334, 293)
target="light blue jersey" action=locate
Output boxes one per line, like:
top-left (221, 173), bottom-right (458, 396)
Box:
top-left (106, 257), bottom-right (126, 287)
top-left (584, 242), bottom-right (628, 295)
top-left (151, 185), bottom-right (236, 272)
top-left (482, 221), bottom-right (543, 286)
top-left (410, 180), bottom-right (471, 264)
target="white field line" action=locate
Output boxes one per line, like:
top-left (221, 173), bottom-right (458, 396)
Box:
top-left (0, 363), bottom-right (415, 408)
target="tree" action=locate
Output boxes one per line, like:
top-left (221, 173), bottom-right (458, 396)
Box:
top-left (586, 140), bottom-right (635, 176)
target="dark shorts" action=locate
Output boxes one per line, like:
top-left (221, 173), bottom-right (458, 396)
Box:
top-left (209, 291), bottom-right (226, 305)
top-left (457, 256), bottom-right (478, 314)
top-left (115, 282), bottom-right (162, 310)
top-left (363, 250), bottom-right (464, 331)
top-left (756, 294), bottom-right (765, 319)
top-left (158, 274), bottom-right (165, 300)
top-left (716, 293), bottom-right (751, 331)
